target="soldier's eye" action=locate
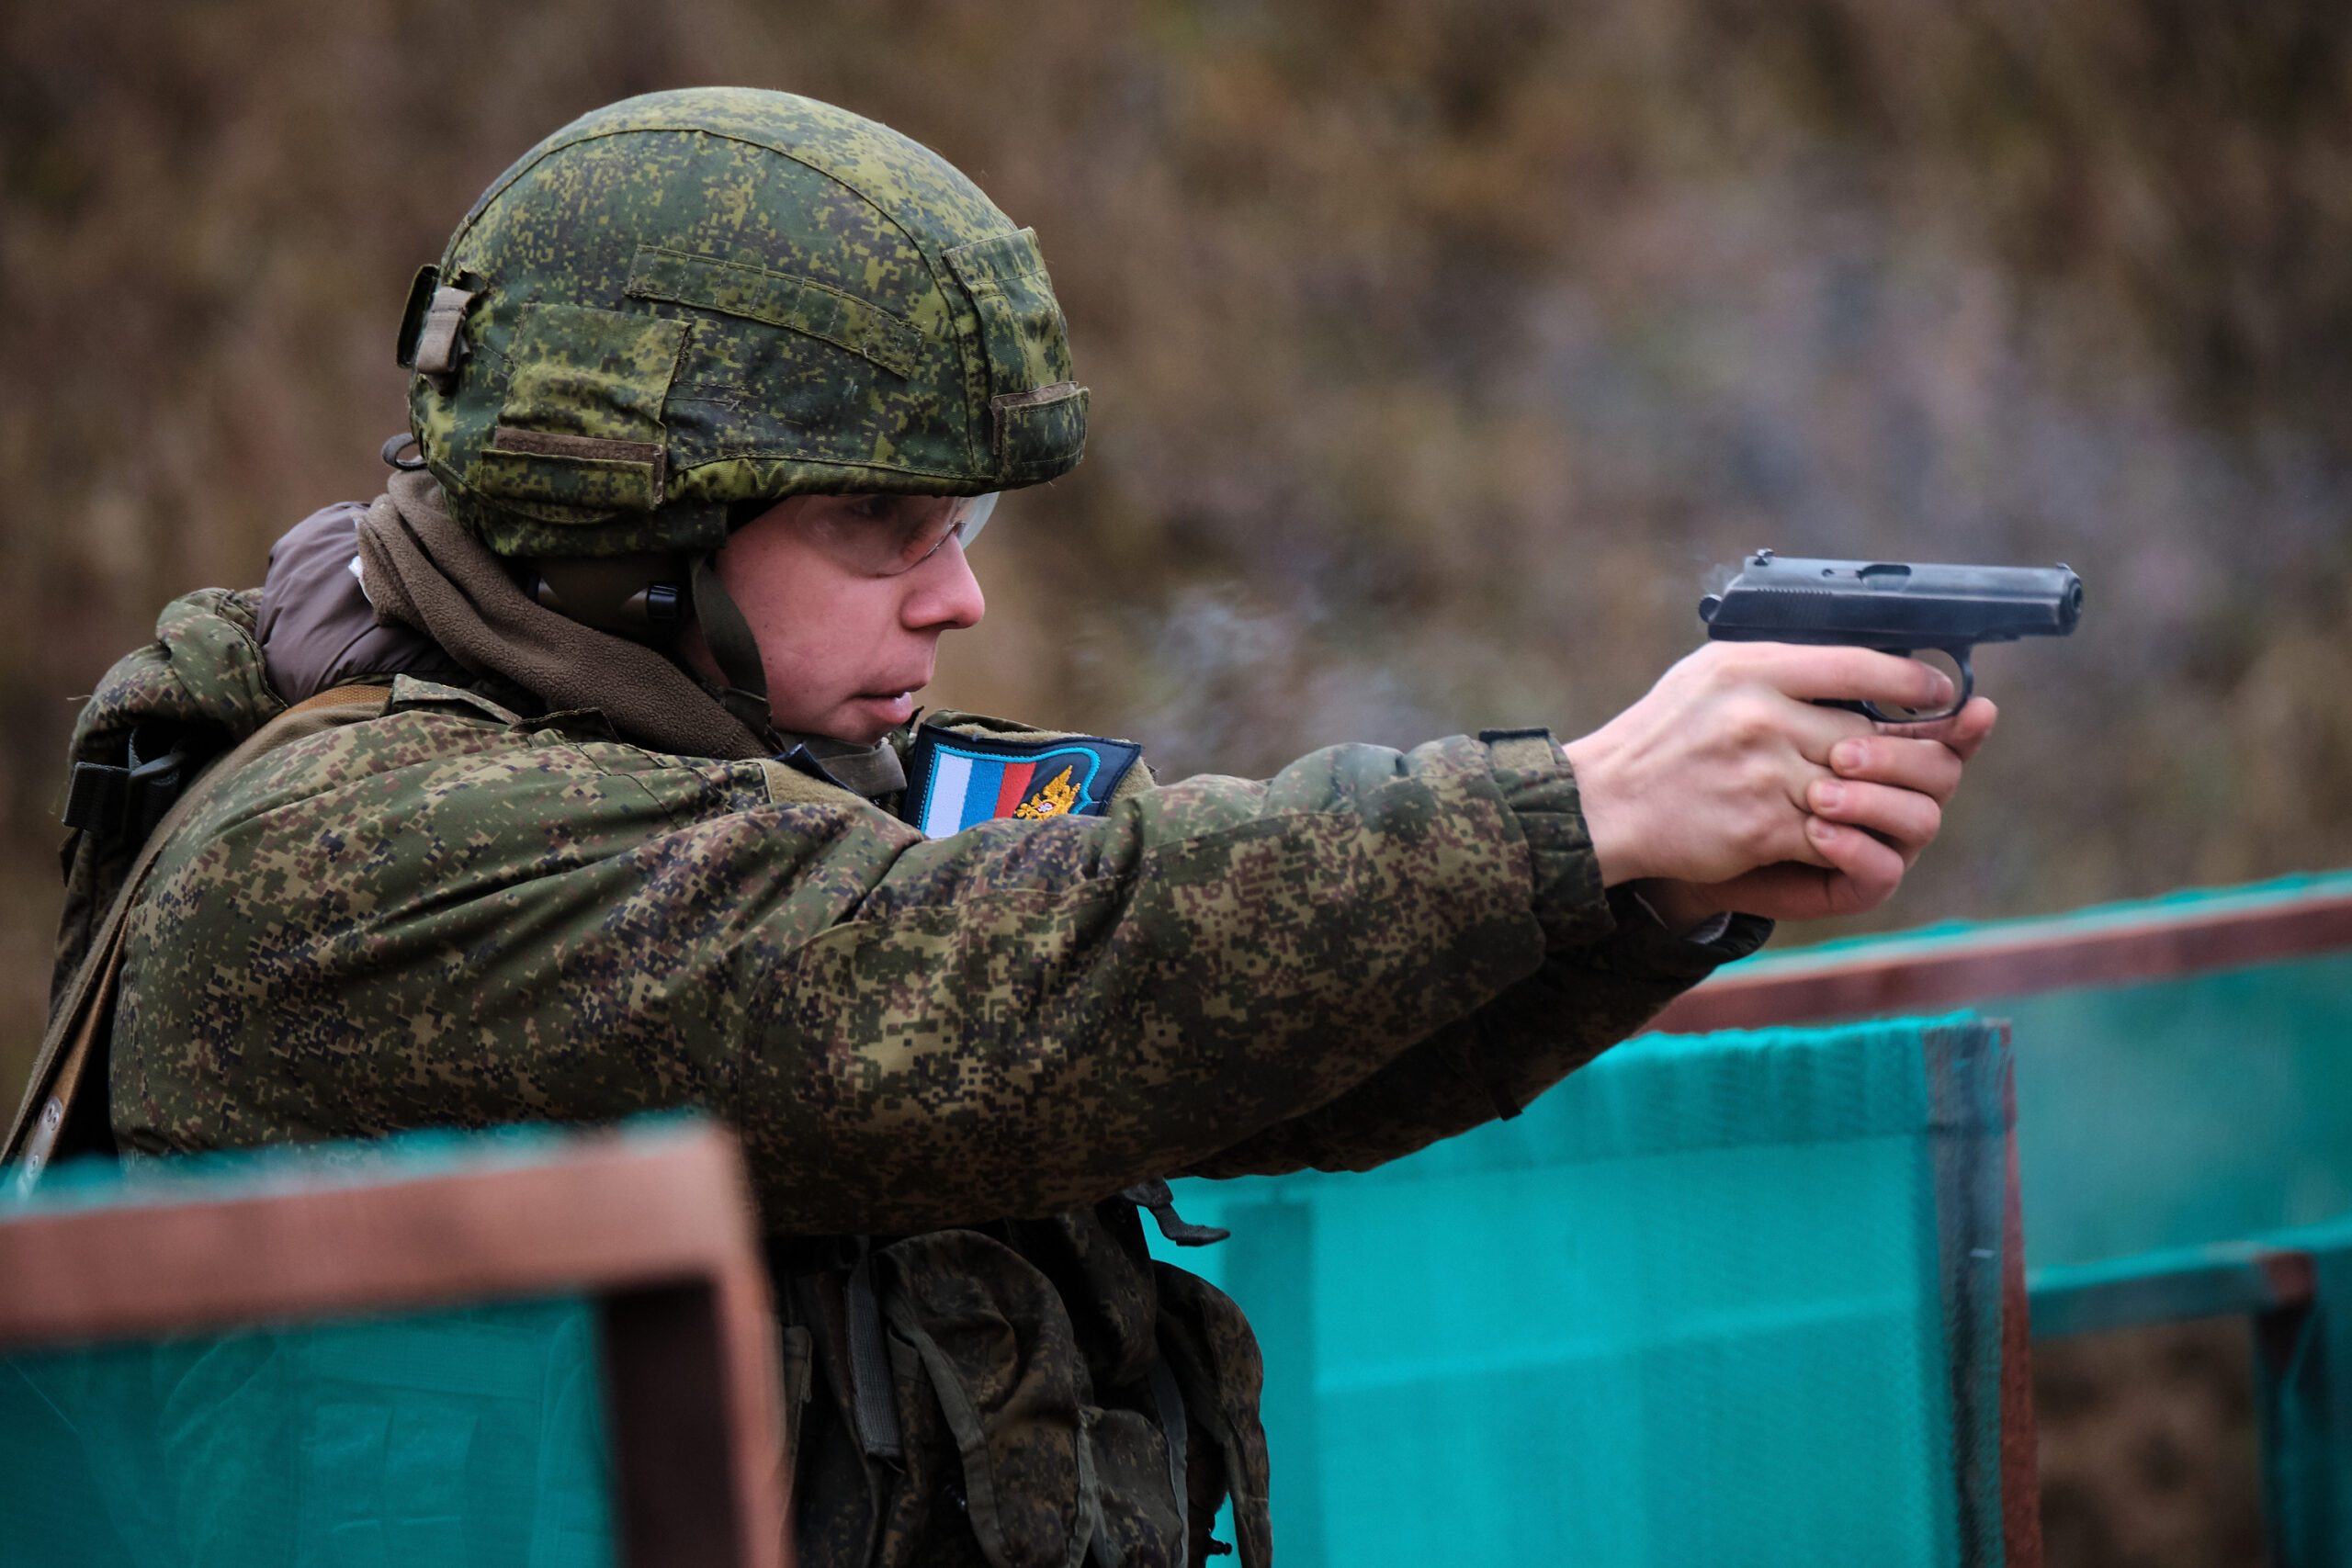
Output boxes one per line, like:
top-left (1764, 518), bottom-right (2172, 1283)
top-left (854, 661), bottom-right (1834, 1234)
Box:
top-left (792, 494), bottom-right (975, 576)
top-left (892, 512), bottom-right (960, 572)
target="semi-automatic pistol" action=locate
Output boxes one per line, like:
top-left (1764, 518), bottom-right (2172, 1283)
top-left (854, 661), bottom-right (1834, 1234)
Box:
top-left (1699, 550), bottom-right (2084, 722)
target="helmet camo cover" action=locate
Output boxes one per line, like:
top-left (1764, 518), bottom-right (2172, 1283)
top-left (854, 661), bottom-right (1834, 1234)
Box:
top-left (401, 88), bottom-right (1086, 558)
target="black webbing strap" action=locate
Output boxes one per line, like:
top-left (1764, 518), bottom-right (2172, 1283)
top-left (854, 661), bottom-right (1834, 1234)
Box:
top-left (843, 1236), bottom-right (905, 1463)
top-left (1121, 1178), bottom-right (1231, 1247)
top-left (689, 555), bottom-right (773, 736)
top-left (62, 726), bottom-right (195, 848)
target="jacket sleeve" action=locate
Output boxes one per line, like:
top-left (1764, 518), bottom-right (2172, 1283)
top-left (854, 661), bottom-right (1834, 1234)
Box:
top-left (1183, 893), bottom-right (1771, 1179)
top-left (1182, 732), bottom-right (1770, 1179)
top-left (113, 702), bottom-right (1736, 1234)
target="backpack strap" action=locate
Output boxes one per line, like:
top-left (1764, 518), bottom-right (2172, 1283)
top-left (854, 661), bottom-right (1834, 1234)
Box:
top-left (5, 683), bottom-right (391, 1190)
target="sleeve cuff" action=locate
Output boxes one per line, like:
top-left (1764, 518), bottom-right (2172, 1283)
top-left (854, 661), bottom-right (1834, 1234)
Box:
top-left (1480, 727), bottom-right (1775, 977)
top-left (1593, 886), bottom-right (1774, 979)
top-left (1478, 727), bottom-right (1611, 949)
top-left (1626, 890), bottom-right (1733, 946)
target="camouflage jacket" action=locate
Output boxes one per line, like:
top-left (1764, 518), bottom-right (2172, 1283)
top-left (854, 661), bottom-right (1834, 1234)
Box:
top-left (59, 583), bottom-right (1768, 1567)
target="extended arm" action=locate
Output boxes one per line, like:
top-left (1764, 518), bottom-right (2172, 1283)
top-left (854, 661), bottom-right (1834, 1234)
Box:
top-left (115, 699), bottom-right (1599, 1233)
top-left (1184, 739), bottom-right (1770, 1179)
top-left (1187, 643), bottom-right (1996, 1176)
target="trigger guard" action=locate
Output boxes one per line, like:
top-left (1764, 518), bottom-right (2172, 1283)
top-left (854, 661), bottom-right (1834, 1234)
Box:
top-left (1860, 649), bottom-right (1975, 726)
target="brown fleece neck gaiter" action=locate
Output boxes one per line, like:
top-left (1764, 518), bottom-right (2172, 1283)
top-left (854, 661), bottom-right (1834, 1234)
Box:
top-left (352, 470), bottom-right (774, 761)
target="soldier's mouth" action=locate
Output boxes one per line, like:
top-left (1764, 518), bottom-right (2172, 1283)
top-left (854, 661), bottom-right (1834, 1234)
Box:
top-left (852, 691), bottom-right (921, 724)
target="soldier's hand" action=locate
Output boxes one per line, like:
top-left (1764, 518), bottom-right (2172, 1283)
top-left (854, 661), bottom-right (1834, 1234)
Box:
top-left (1560, 642), bottom-right (1998, 927)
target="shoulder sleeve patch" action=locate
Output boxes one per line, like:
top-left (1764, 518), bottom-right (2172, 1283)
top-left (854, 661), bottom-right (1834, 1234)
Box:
top-left (900, 723), bottom-right (1143, 839)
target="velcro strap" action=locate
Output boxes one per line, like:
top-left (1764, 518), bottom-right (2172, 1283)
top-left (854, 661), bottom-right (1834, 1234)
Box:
top-left (412, 286), bottom-right (478, 377)
top-left (1479, 726), bottom-right (1561, 775)
top-left (481, 426), bottom-right (669, 512)
top-left (490, 426), bottom-right (668, 468)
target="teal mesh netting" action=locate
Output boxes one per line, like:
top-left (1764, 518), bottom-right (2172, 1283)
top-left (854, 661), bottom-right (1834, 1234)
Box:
top-left (3, 1010), bottom-right (2046, 1566)
top-left (0, 1132), bottom-right (620, 1568)
top-left (2007, 949), bottom-right (2352, 1270)
top-left (1722, 871), bottom-right (2352, 1272)
top-left (1153, 1013), bottom-right (2020, 1568)
top-left (0, 1299), bottom-right (616, 1568)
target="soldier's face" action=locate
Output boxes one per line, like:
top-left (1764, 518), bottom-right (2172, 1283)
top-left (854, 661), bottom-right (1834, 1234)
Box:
top-left (683, 494), bottom-right (989, 743)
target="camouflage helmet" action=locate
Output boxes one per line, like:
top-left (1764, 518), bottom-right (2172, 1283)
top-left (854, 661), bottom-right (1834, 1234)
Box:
top-left (395, 88), bottom-right (1087, 562)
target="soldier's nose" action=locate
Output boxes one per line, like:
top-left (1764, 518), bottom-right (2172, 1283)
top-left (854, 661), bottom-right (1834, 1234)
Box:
top-left (905, 537), bottom-right (985, 631)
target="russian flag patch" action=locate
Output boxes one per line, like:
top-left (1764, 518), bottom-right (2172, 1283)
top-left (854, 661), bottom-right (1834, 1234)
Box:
top-left (900, 725), bottom-right (1144, 839)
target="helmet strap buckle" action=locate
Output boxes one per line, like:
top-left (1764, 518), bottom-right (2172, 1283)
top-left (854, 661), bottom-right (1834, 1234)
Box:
top-left (394, 264), bottom-right (478, 387)
top-left (520, 554), bottom-right (691, 640)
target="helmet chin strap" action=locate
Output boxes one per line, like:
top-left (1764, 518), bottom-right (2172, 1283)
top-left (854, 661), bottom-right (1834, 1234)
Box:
top-left (687, 558), bottom-right (909, 796)
top-left (687, 555), bottom-right (775, 736)
top-left (515, 532), bottom-right (905, 796)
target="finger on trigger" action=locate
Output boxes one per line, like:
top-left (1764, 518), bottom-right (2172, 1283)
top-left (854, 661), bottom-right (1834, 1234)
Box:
top-left (1752, 643), bottom-right (1958, 710)
top-left (1877, 695), bottom-right (1999, 752)
top-left (1942, 696), bottom-right (1999, 761)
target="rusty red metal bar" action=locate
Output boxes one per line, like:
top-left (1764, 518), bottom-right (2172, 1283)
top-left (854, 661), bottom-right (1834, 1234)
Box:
top-left (2000, 1058), bottom-right (2045, 1568)
top-left (1651, 887), bottom-right (2352, 1034)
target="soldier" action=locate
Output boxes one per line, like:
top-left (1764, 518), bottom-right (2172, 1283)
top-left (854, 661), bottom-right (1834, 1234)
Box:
top-left (30, 90), bottom-right (1991, 1565)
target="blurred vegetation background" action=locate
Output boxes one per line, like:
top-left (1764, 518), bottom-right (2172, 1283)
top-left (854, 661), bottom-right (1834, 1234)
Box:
top-left (5, 2), bottom-right (2346, 1560)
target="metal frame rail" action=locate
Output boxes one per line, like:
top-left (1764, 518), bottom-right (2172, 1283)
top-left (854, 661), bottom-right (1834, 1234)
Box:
top-left (1651, 885), bottom-right (2352, 1037)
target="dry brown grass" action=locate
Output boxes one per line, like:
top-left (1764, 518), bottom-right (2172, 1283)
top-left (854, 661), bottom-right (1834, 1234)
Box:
top-left (2036, 1319), bottom-right (2269, 1567)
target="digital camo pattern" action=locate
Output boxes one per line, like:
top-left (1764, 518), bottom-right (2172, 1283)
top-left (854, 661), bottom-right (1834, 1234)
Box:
top-left (51, 588), bottom-right (284, 1014)
top-left (769, 1203), bottom-right (1247, 1568)
top-left (110, 694), bottom-right (1686, 1224)
top-left (65, 586), bottom-right (282, 764)
top-left (409, 89), bottom-right (1086, 558)
top-left (79, 589), bottom-right (1763, 1565)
